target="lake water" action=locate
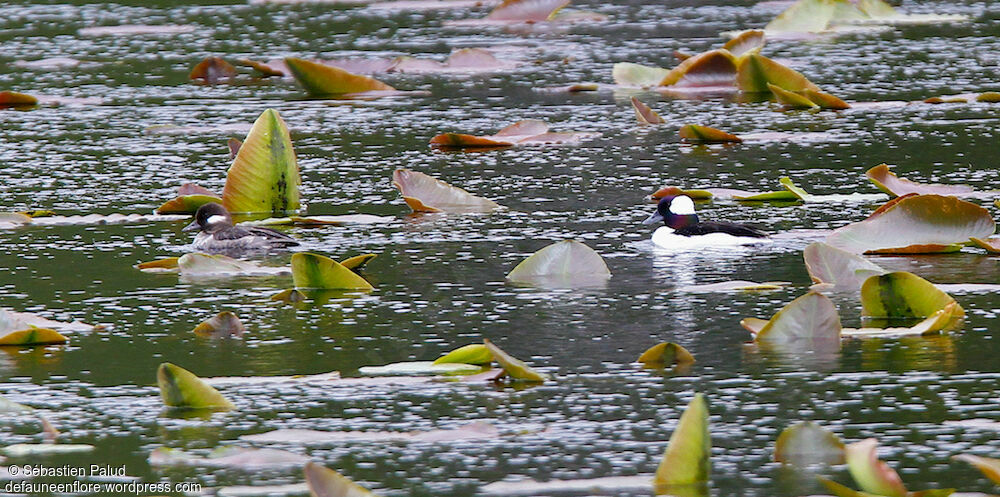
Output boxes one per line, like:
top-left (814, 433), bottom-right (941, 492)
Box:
top-left (2, 0), bottom-right (1000, 495)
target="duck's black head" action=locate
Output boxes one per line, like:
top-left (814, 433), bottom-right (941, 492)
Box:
top-left (642, 195), bottom-right (699, 229)
top-left (183, 202), bottom-right (234, 233)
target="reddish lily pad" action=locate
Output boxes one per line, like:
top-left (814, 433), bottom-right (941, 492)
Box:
top-left (679, 125), bottom-right (742, 143)
top-left (192, 311), bottom-right (245, 338)
top-left (136, 257), bottom-right (180, 273)
top-left (825, 194), bottom-right (995, 254)
top-left (505, 239), bottom-right (611, 286)
top-left (285, 57), bottom-right (395, 96)
top-left (221, 108), bottom-right (301, 214)
top-left (631, 97), bottom-right (665, 125)
top-left (486, 0), bottom-right (570, 21)
top-left (660, 49), bottom-right (738, 89)
top-left (0, 91), bottom-right (39, 107)
top-left (430, 119), bottom-right (599, 148)
top-left (865, 163), bottom-right (974, 197)
top-left (234, 58), bottom-right (285, 77)
top-left (803, 89), bottom-right (850, 109)
top-left (155, 194), bottom-right (222, 214)
top-left (189, 57), bottom-right (237, 83)
top-left (393, 168), bottom-right (499, 213)
top-left (768, 82), bottom-right (818, 109)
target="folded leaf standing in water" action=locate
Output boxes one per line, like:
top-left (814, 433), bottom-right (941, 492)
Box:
top-left (392, 168), bottom-right (500, 213)
top-left (157, 363), bottom-right (235, 410)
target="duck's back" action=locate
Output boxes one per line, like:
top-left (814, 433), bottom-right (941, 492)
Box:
top-left (674, 221), bottom-right (768, 239)
top-left (192, 225), bottom-right (298, 251)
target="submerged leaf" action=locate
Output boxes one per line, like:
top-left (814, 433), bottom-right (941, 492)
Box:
top-left (486, 0), bottom-right (570, 21)
top-left (631, 97), bottom-right (665, 125)
top-left (865, 163), bottom-right (974, 197)
top-left (679, 125), bottom-right (742, 143)
top-left (392, 168), bottom-right (499, 213)
top-left (860, 272), bottom-right (963, 319)
top-left (150, 446), bottom-right (309, 468)
top-left (178, 253), bottom-right (289, 277)
top-left (2, 444), bottom-right (95, 457)
top-left (358, 361), bottom-right (482, 376)
top-left (743, 292), bottom-right (841, 344)
top-left (434, 344), bottom-right (493, 365)
top-left (612, 63), bottom-right (670, 87)
top-left (845, 439), bottom-right (907, 497)
top-left (803, 242), bottom-right (886, 292)
top-left (654, 393), bottom-right (710, 487)
top-left (825, 194), bottom-right (995, 254)
top-left (221, 108), bottom-right (301, 214)
top-left (291, 253), bottom-right (374, 290)
top-left (192, 311), bottom-right (245, 338)
top-left (0, 91), bottom-right (39, 106)
top-left (737, 54), bottom-right (820, 94)
top-left (305, 461), bottom-right (381, 497)
top-left (841, 302), bottom-right (960, 337)
top-left (285, 57), bottom-right (394, 96)
top-left (0, 328), bottom-right (68, 346)
top-left (774, 421), bottom-right (845, 465)
top-left (677, 280), bottom-right (785, 292)
top-left (637, 342), bottom-right (695, 366)
top-left (483, 339), bottom-right (550, 382)
top-left (953, 454), bottom-right (1000, 484)
top-left (157, 362), bottom-right (235, 410)
top-left (505, 239), bottom-right (611, 286)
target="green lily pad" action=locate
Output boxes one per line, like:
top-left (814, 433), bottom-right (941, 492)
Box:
top-left (737, 54), bottom-right (820, 94)
top-left (860, 271), bottom-right (963, 319)
top-left (358, 361), bottom-right (482, 376)
top-left (505, 240), bottom-right (611, 287)
top-left (845, 439), bottom-right (907, 497)
top-left (826, 194), bottom-right (995, 254)
top-left (0, 328), bottom-right (68, 346)
top-left (340, 254), bottom-right (377, 271)
top-left (803, 242), bottom-right (886, 292)
top-left (742, 292), bottom-right (841, 344)
top-left (841, 302), bottom-right (961, 337)
top-left (433, 344), bottom-right (493, 365)
top-left (304, 461), bottom-right (381, 497)
top-left (157, 362), bottom-right (235, 410)
top-left (285, 57), bottom-right (395, 96)
top-left (221, 108), bottom-right (301, 214)
top-left (483, 339), bottom-right (550, 382)
top-left (291, 252), bottom-right (374, 290)
top-left (774, 421), bottom-right (845, 465)
top-left (155, 194), bottom-right (222, 214)
top-left (678, 124), bottom-right (742, 143)
top-left (654, 393), bottom-right (710, 487)
top-left (637, 342), bottom-right (695, 366)
top-left (769, 83), bottom-right (818, 109)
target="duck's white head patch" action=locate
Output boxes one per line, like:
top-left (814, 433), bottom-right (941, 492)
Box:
top-left (669, 195), bottom-right (696, 215)
top-left (206, 215), bottom-right (228, 226)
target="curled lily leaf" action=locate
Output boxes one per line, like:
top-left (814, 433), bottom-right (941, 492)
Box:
top-left (192, 311), bottom-right (245, 338)
top-left (654, 393), bottom-right (710, 487)
top-left (157, 363), bottom-right (235, 410)
top-left (844, 438), bottom-right (907, 497)
top-left (392, 168), bottom-right (499, 213)
top-left (221, 108), bottom-right (300, 214)
top-left (860, 271), bottom-right (963, 320)
top-left (434, 344), bottom-right (493, 365)
top-left (483, 339), bottom-right (550, 382)
top-left (304, 461), bottom-right (382, 497)
top-left (291, 253), bottom-right (374, 290)
top-left (285, 57), bottom-right (394, 96)
top-left (637, 342), bottom-right (695, 366)
top-left (774, 421), bottom-right (845, 465)
top-left (679, 124), bottom-right (742, 143)
top-left (742, 292), bottom-right (841, 344)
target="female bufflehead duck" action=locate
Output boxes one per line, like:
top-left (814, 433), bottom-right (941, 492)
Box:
top-left (642, 195), bottom-right (770, 248)
top-left (183, 202), bottom-right (299, 251)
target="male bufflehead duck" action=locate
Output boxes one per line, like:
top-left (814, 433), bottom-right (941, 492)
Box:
top-left (183, 202), bottom-right (299, 251)
top-left (642, 195), bottom-right (770, 248)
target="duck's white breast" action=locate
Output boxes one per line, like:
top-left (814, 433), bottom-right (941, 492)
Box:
top-left (651, 226), bottom-right (771, 249)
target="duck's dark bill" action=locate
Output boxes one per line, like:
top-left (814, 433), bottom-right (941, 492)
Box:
top-left (642, 211), bottom-right (664, 225)
top-left (182, 219), bottom-right (200, 232)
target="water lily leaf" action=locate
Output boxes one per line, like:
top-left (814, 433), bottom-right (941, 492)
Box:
top-left (340, 254), bottom-right (377, 271)
top-left (977, 91), bottom-right (1000, 102)
top-left (240, 214), bottom-right (393, 226)
top-left (841, 302), bottom-right (960, 337)
top-left (433, 344), bottom-right (493, 365)
top-left (235, 58), bottom-right (285, 77)
top-left (0, 328), bottom-right (68, 346)
top-left (612, 63), bottom-right (671, 87)
top-left (305, 461), bottom-right (381, 497)
top-left (358, 361), bottom-right (482, 376)
top-left (178, 253), bottom-right (290, 277)
top-left (865, 164), bottom-right (974, 197)
top-left (765, 0), bottom-right (840, 33)
top-left (430, 120), bottom-right (598, 148)
top-left (78, 24), bottom-right (197, 36)
top-left (157, 362), bottom-right (235, 410)
top-left (486, 0), bottom-right (569, 21)
top-left (677, 280), bottom-right (785, 292)
top-left (221, 108), bottom-right (300, 214)
top-left (242, 421), bottom-right (499, 444)
top-left (649, 186), bottom-right (716, 201)
top-left (679, 125), bottom-right (742, 143)
top-left (804, 242), bottom-right (886, 292)
top-left (845, 438), bottom-right (907, 497)
top-left (0, 309), bottom-right (97, 333)
top-left (818, 477), bottom-right (881, 497)
top-left (150, 446), bottom-right (309, 468)
top-left (637, 342), bottom-right (695, 366)
top-left (155, 194), bottom-right (222, 214)
top-left (768, 83), bottom-right (818, 109)
top-left (136, 258), bottom-right (180, 272)
top-left (737, 54), bottom-right (820, 94)
top-left (774, 421), bottom-right (845, 465)
top-left (631, 97), bottom-right (665, 125)
top-left (743, 292), bottom-right (842, 344)
top-left (0, 395), bottom-right (33, 412)
top-left (732, 190), bottom-right (799, 201)
top-left (382, 48), bottom-right (516, 74)
top-left (657, 49), bottom-right (738, 89)
top-left (505, 239), bottom-right (611, 286)
top-left (826, 194), bottom-right (995, 254)
top-left (1, 444), bottom-right (95, 456)
top-left (193, 311), bottom-right (245, 338)
top-left (953, 454), bottom-right (1000, 484)
top-left (481, 476), bottom-right (655, 496)
top-left (970, 237), bottom-right (1000, 253)
top-left (860, 272), bottom-right (963, 319)
top-left (722, 30), bottom-right (766, 58)
top-left (483, 339), bottom-right (550, 382)
top-left (803, 89), bottom-right (851, 109)
top-left (189, 56), bottom-right (237, 83)
top-left (0, 91), bottom-right (39, 106)
top-left (856, 0), bottom-right (896, 18)
top-left (285, 57), bottom-right (394, 96)
top-left (291, 253), bottom-right (374, 290)
top-left (654, 393), bottom-right (710, 487)
top-left (392, 168), bottom-right (499, 213)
